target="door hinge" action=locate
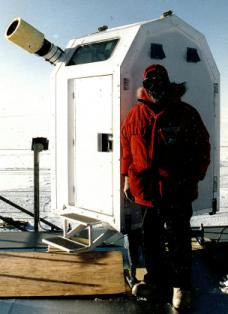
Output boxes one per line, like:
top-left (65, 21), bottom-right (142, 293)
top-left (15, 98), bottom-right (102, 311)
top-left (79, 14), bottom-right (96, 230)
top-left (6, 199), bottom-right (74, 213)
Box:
top-left (213, 175), bottom-right (218, 193)
top-left (209, 198), bottom-right (217, 215)
top-left (214, 83), bottom-right (219, 95)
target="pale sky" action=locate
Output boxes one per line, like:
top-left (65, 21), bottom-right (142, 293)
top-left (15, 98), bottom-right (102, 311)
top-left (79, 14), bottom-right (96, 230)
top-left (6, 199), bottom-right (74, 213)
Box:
top-left (0, 0), bottom-right (228, 148)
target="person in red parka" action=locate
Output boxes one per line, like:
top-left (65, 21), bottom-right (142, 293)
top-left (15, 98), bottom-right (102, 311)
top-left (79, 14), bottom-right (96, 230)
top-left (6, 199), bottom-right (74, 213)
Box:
top-left (121, 64), bottom-right (210, 309)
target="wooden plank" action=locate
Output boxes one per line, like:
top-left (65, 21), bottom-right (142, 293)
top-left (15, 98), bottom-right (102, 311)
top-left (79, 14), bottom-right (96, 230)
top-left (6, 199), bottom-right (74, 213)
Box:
top-left (192, 239), bottom-right (204, 251)
top-left (0, 251), bottom-right (126, 297)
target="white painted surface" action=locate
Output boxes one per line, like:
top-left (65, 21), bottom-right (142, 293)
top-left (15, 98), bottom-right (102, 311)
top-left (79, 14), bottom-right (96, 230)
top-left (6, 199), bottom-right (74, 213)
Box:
top-left (74, 76), bottom-right (113, 215)
top-left (49, 14), bottom-right (221, 231)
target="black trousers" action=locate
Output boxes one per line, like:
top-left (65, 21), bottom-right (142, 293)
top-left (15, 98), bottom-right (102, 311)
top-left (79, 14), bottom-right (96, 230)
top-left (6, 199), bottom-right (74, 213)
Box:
top-left (129, 204), bottom-right (192, 289)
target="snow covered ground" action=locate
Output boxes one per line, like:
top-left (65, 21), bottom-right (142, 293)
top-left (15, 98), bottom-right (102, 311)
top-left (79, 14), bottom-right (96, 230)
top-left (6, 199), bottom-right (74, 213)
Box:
top-left (0, 149), bottom-right (52, 228)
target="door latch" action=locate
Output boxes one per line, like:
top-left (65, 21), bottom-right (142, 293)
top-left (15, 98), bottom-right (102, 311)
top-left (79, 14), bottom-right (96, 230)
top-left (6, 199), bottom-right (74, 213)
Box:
top-left (98, 133), bottom-right (113, 152)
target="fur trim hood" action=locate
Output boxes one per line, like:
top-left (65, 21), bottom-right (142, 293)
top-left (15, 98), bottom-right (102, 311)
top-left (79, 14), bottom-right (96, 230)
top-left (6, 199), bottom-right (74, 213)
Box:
top-left (137, 82), bottom-right (186, 105)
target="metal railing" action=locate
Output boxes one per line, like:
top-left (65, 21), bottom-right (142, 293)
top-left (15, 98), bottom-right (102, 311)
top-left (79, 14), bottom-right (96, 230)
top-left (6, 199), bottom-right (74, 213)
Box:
top-left (0, 195), bottom-right (62, 231)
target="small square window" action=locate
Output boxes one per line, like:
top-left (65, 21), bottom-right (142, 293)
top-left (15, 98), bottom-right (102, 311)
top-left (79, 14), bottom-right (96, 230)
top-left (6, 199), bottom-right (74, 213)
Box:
top-left (186, 48), bottom-right (200, 62)
top-left (150, 43), bottom-right (166, 59)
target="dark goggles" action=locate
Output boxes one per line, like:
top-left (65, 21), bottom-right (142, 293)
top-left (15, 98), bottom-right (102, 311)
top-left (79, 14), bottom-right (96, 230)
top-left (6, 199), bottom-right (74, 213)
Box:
top-left (143, 73), bottom-right (169, 90)
top-left (143, 77), bottom-right (155, 89)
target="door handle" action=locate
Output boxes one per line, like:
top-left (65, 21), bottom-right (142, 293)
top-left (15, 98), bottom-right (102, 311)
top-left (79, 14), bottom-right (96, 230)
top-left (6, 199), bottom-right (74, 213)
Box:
top-left (98, 133), bottom-right (113, 152)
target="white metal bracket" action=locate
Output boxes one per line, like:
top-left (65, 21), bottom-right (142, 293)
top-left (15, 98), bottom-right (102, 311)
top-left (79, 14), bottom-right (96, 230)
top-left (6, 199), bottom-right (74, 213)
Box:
top-left (42, 212), bottom-right (115, 253)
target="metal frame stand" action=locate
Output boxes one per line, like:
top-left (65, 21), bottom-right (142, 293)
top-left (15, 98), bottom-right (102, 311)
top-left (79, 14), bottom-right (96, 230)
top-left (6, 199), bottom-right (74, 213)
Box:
top-left (31, 137), bottom-right (49, 232)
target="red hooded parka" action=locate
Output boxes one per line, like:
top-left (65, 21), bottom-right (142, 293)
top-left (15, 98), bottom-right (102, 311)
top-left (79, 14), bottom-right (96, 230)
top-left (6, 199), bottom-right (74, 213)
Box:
top-left (121, 65), bottom-right (210, 207)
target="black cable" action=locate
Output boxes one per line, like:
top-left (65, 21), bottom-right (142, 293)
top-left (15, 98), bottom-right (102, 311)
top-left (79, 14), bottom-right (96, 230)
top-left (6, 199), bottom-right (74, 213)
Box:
top-left (216, 226), bottom-right (228, 242)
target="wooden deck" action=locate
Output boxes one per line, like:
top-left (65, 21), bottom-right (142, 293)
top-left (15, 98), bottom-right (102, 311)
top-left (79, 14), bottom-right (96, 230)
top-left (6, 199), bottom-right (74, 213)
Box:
top-left (0, 232), bottom-right (227, 313)
top-left (0, 250), bottom-right (125, 297)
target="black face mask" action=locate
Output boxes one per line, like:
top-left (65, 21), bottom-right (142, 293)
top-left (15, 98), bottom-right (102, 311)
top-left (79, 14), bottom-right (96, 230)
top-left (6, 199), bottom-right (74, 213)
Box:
top-left (143, 73), bottom-right (168, 102)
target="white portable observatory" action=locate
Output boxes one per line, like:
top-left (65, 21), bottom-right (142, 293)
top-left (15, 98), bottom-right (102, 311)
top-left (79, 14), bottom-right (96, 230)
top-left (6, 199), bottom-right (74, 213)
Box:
top-left (6, 12), bottom-right (220, 251)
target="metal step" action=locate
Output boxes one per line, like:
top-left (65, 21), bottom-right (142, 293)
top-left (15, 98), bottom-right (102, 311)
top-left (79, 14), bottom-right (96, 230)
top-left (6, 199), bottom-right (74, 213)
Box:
top-left (42, 236), bottom-right (88, 253)
top-left (60, 213), bottom-right (101, 226)
top-left (70, 236), bottom-right (89, 246)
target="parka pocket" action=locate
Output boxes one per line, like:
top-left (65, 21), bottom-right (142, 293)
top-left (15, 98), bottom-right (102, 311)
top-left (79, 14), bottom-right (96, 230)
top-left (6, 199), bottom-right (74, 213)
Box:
top-left (158, 127), bottom-right (180, 146)
top-left (128, 169), bottom-right (160, 201)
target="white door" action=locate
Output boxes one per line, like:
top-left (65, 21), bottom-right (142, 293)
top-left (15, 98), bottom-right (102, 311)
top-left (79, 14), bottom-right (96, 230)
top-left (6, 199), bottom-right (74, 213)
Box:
top-left (73, 75), bottom-right (113, 216)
